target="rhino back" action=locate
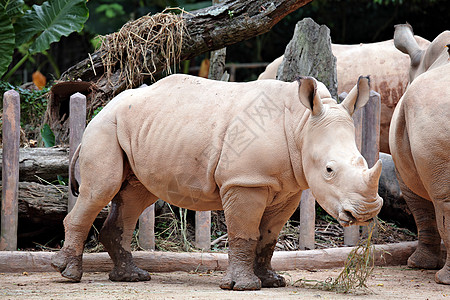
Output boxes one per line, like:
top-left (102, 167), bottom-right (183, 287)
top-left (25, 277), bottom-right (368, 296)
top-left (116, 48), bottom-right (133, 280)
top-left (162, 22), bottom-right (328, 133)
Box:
top-left (110, 75), bottom-right (301, 210)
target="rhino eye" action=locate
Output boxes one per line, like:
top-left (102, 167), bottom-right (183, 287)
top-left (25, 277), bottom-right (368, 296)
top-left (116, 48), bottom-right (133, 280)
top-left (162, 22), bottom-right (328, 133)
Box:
top-left (326, 166), bottom-right (333, 173)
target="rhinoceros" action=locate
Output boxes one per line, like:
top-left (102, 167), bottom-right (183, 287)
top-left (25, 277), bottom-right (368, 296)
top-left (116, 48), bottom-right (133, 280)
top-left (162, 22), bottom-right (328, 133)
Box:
top-left (258, 37), bottom-right (430, 154)
top-left (52, 74), bottom-right (383, 290)
top-left (390, 24), bottom-right (450, 284)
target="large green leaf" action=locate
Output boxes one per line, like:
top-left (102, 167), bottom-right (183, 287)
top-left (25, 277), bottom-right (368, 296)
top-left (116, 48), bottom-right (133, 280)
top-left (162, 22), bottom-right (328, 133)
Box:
top-left (41, 124), bottom-right (55, 147)
top-left (14, 0), bottom-right (88, 54)
top-left (0, 0), bottom-right (24, 18)
top-left (0, 8), bottom-right (15, 77)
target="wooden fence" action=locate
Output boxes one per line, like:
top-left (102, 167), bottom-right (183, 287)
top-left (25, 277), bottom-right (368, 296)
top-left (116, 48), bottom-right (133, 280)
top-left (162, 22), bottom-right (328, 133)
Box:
top-left (0, 88), bottom-right (380, 251)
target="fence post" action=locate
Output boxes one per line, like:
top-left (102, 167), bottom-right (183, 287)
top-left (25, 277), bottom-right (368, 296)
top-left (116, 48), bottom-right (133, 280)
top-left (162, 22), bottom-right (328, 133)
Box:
top-left (298, 189), bottom-right (315, 250)
top-left (362, 91), bottom-right (381, 168)
top-left (195, 211), bottom-right (211, 250)
top-left (1, 90), bottom-right (20, 251)
top-left (342, 92), bottom-right (363, 246)
top-left (361, 91), bottom-right (381, 237)
top-left (68, 92), bottom-right (86, 212)
top-left (194, 0), bottom-right (228, 251)
top-left (139, 204), bottom-right (155, 250)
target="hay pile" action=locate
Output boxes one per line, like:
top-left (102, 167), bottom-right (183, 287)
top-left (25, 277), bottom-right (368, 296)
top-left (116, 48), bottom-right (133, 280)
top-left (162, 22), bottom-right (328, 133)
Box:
top-left (98, 9), bottom-right (187, 88)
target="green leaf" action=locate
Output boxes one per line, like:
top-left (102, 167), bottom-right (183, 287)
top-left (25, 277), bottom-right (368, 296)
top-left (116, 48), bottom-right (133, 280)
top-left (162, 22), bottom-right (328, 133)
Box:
top-left (0, 8), bottom-right (15, 77)
top-left (41, 124), bottom-right (55, 147)
top-left (0, 0), bottom-right (24, 18)
top-left (14, 0), bottom-right (89, 54)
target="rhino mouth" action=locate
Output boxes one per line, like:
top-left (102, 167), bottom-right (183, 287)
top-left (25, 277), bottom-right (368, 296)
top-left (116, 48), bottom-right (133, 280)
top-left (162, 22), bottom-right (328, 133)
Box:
top-left (337, 209), bottom-right (374, 227)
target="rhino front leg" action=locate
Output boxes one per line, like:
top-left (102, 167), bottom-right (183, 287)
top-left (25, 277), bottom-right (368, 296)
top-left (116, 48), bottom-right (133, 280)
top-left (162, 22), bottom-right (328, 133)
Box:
top-left (254, 193), bottom-right (302, 288)
top-left (219, 187), bottom-right (268, 291)
top-left (398, 175), bottom-right (443, 270)
top-left (100, 179), bottom-right (157, 282)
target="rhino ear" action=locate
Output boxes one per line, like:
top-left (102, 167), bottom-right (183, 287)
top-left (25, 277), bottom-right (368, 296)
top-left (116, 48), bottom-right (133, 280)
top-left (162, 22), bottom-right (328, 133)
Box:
top-left (297, 76), bottom-right (324, 116)
top-left (394, 23), bottom-right (422, 66)
top-left (340, 76), bottom-right (370, 116)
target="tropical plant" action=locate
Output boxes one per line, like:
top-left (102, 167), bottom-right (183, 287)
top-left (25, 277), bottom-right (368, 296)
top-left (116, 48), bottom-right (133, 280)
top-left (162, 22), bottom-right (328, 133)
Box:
top-left (0, 0), bottom-right (89, 80)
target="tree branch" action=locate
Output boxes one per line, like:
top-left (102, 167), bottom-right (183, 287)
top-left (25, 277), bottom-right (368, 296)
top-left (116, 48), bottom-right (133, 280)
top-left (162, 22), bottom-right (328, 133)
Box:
top-left (59, 0), bottom-right (313, 102)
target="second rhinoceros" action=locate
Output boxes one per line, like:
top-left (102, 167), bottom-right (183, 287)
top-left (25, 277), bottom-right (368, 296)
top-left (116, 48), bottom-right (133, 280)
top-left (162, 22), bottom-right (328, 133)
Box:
top-left (52, 74), bottom-right (383, 290)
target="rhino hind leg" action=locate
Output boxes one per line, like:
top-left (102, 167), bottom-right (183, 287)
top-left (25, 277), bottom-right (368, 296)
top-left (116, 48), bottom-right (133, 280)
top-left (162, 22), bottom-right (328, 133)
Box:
top-left (433, 195), bottom-right (450, 284)
top-left (99, 178), bottom-right (157, 282)
top-left (254, 194), bottom-right (301, 288)
top-left (52, 138), bottom-right (128, 281)
top-left (398, 176), bottom-right (443, 270)
top-left (51, 247), bottom-right (83, 282)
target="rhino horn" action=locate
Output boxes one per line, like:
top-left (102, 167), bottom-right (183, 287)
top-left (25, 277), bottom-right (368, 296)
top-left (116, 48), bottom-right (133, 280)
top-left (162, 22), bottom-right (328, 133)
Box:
top-left (366, 159), bottom-right (383, 188)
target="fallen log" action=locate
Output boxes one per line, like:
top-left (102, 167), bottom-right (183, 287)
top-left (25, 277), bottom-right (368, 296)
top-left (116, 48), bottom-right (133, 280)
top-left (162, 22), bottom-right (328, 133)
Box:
top-left (0, 241), bottom-right (431, 273)
top-left (0, 147), bottom-right (69, 183)
top-left (0, 182), bottom-right (108, 223)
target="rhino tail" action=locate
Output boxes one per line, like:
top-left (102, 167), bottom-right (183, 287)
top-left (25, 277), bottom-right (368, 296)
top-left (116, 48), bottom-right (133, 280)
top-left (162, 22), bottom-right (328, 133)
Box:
top-left (70, 144), bottom-right (81, 197)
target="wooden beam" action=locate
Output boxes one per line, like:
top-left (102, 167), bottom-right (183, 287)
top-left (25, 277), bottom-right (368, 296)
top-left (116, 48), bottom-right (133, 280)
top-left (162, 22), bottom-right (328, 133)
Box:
top-left (0, 241), bottom-right (424, 273)
top-left (68, 93), bottom-right (86, 212)
top-left (299, 190), bottom-right (315, 250)
top-left (1, 90), bottom-right (20, 251)
top-left (139, 204), bottom-right (156, 250)
top-left (343, 96), bottom-right (363, 246)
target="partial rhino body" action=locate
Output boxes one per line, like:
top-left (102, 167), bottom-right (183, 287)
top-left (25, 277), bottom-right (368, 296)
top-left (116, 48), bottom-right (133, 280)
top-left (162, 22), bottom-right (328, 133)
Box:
top-left (52, 74), bottom-right (383, 290)
top-left (258, 37), bottom-right (430, 154)
top-left (377, 153), bottom-right (415, 229)
top-left (390, 24), bottom-right (450, 284)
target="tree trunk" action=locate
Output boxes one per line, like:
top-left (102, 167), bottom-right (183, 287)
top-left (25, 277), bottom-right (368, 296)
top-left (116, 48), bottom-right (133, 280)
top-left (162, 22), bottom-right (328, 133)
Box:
top-left (43, 0), bottom-right (313, 145)
top-left (277, 17), bottom-right (338, 99)
top-left (0, 147), bottom-right (69, 183)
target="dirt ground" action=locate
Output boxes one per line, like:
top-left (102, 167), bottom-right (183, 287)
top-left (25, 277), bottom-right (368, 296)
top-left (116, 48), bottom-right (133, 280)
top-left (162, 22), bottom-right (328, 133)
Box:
top-left (1, 266), bottom-right (448, 299)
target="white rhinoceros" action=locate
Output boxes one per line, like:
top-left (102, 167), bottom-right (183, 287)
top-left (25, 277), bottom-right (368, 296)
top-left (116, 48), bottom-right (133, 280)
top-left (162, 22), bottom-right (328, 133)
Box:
top-left (258, 37), bottom-right (430, 154)
top-left (390, 24), bottom-right (450, 284)
top-left (52, 74), bottom-right (383, 290)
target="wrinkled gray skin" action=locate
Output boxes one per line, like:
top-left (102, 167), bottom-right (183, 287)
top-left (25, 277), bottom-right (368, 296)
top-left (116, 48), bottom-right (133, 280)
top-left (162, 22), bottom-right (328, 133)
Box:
top-left (52, 74), bottom-right (383, 290)
top-left (391, 24), bottom-right (450, 284)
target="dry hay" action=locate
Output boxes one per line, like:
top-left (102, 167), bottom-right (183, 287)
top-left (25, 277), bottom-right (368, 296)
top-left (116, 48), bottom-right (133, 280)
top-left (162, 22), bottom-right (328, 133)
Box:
top-left (295, 221), bottom-right (378, 294)
top-left (98, 9), bottom-right (188, 89)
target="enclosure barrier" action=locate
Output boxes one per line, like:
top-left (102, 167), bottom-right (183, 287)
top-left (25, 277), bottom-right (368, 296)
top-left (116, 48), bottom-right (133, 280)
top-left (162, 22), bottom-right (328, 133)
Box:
top-left (0, 90), bottom-right (20, 251)
top-left (0, 88), bottom-right (380, 252)
top-left (68, 92), bottom-right (86, 212)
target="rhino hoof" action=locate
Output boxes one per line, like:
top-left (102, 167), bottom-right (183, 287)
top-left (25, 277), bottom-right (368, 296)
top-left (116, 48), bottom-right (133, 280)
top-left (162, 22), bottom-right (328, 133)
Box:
top-left (435, 268), bottom-right (450, 285)
top-left (407, 248), bottom-right (443, 270)
top-left (51, 250), bottom-right (83, 282)
top-left (220, 274), bottom-right (261, 290)
top-left (259, 271), bottom-right (286, 288)
top-left (109, 265), bottom-right (151, 282)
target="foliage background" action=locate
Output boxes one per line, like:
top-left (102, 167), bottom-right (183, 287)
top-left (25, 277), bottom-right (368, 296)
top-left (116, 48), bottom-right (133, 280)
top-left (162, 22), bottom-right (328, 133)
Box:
top-left (4, 0), bottom-right (450, 85)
